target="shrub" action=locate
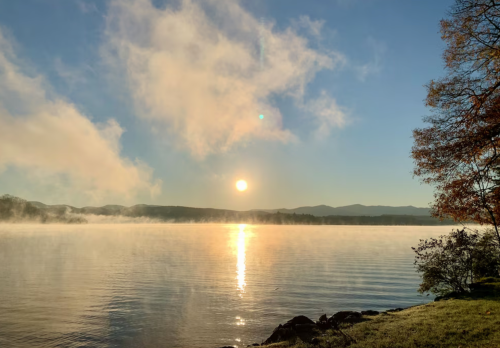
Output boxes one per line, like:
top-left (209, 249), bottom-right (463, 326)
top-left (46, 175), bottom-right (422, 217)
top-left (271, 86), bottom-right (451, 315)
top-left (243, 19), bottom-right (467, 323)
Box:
top-left (412, 228), bottom-right (500, 296)
top-left (473, 229), bottom-right (500, 279)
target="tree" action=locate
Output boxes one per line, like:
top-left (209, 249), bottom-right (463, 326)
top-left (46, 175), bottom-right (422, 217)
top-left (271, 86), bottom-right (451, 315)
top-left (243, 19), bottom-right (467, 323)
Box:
top-left (412, 0), bottom-right (500, 244)
top-left (473, 228), bottom-right (500, 277)
top-left (412, 228), bottom-right (499, 295)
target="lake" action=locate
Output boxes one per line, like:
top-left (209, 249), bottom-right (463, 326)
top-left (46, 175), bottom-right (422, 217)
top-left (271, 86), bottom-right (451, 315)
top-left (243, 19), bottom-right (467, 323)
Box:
top-left (0, 224), bottom-right (452, 348)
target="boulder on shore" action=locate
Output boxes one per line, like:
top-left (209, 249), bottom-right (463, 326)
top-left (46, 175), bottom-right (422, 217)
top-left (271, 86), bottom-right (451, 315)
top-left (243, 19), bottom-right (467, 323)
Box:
top-left (328, 311), bottom-right (362, 324)
top-left (315, 320), bottom-right (330, 330)
top-left (344, 314), bottom-right (363, 324)
top-left (262, 326), bottom-right (295, 345)
top-left (263, 316), bottom-right (319, 345)
top-left (262, 311), bottom-right (370, 346)
top-left (361, 310), bottom-right (379, 316)
top-left (283, 315), bottom-right (315, 327)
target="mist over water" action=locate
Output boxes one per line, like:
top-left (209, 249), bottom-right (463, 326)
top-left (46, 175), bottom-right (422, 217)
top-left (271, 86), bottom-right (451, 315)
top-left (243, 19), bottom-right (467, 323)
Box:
top-left (0, 224), bottom-right (449, 347)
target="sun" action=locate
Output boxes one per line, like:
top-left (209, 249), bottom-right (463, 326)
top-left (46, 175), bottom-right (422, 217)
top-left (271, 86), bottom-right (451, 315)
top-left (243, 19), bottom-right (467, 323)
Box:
top-left (236, 180), bottom-right (248, 192)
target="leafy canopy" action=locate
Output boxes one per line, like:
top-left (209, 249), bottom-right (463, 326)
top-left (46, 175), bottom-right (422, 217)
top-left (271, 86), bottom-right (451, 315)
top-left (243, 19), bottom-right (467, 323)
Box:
top-left (412, 0), bottom-right (500, 243)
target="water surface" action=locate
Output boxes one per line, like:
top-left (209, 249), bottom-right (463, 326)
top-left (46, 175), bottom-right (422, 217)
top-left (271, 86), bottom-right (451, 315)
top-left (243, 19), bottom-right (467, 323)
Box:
top-left (0, 224), bottom-right (450, 347)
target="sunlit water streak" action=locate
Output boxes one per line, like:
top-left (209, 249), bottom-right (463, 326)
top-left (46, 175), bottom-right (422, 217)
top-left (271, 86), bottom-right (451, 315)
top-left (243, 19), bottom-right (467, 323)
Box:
top-left (236, 224), bottom-right (246, 296)
top-left (0, 224), bottom-right (451, 348)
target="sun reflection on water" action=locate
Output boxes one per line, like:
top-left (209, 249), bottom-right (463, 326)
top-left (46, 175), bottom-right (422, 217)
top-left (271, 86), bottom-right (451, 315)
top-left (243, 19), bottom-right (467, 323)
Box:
top-left (236, 224), bottom-right (246, 296)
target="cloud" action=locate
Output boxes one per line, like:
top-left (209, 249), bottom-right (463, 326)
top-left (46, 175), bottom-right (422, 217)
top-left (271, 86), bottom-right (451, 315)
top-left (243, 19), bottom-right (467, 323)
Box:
top-left (291, 16), bottom-right (326, 38)
top-left (104, 0), bottom-right (346, 158)
top-left (0, 30), bottom-right (161, 202)
top-left (54, 57), bottom-right (90, 89)
top-left (302, 91), bottom-right (347, 139)
top-left (76, 0), bottom-right (99, 14)
top-left (356, 37), bottom-right (386, 81)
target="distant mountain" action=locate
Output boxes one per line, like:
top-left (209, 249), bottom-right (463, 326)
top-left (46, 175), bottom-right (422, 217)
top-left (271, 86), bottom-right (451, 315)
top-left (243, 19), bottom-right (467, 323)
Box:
top-left (27, 200), bottom-right (452, 225)
top-left (31, 201), bottom-right (270, 223)
top-left (0, 194), bottom-right (451, 225)
top-left (32, 201), bottom-right (432, 220)
top-left (0, 195), bottom-right (86, 223)
top-left (253, 204), bottom-right (431, 217)
top-left (30, 201), bottom-right (431, 218)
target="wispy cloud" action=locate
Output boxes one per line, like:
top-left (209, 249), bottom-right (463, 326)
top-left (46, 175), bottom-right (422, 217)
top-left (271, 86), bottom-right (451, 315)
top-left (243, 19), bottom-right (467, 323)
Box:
top-left (356, 37), bottom-right (386, 81)
top-left (302, 91), bottom-right (348, 139)
top-left (54, 57), bottom-right (90, 89)
top-left (76, 0), bottom-right (99, 14)
top-left (291, 15), bottom-right (326, 38)
top-left (104, 0), bottom-right (347, 158)
top-left (0, 30), bottom-right (161, 202)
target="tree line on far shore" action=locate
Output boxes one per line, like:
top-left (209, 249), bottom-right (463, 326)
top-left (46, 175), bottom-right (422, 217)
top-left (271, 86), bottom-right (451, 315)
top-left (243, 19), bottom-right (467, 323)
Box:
top-left (0, 195), bottom-right (86, 224)
top-left (253, 212), bottom-right (455, 225)
top-left (0, 194), bottom-right (455, 225)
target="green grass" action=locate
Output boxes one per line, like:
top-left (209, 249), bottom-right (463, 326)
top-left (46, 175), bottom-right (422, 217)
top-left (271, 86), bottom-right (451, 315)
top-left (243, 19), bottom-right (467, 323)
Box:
top-left (264, 280), bottom-right (500, 348)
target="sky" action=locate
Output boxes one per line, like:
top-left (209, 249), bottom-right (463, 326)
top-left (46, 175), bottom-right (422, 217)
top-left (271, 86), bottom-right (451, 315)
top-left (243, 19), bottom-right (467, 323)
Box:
top-left (0, 0), bottom-right (454, 210)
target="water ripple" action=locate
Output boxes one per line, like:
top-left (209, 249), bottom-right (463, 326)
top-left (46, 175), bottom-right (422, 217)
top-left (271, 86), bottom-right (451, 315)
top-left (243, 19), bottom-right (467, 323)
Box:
top-left (0, 224), bottom-right (449, 348)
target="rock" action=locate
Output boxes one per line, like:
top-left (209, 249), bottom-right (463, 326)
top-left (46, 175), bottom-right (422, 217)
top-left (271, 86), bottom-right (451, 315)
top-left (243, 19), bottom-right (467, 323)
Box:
top-left (273, 324), bottom-right (283, 332)
top-left (315, 320), bottom-right (330, 330)
top-left (328, 311), bottom-right (362, 324)
top-left (361, 310), bottom-right (379, 316)
top-left (285, 315), bottom-right (315, 326)
top-left (247, 344), bottom-right (260, 347)
top-left (262, 316), bottom-right (318, 345)
top-left (344, 314), bottom-right (363, 324)
top-left (262, 327), bottom-right (294, 345)
top-left (311, 337), bottom-right (321, 345)
top-left (295, 323), bottom-right (317, 332)
top-left (318, 314), bottom-right (327, 322)
top-left (219, 346), bottom-right (236, 348)
top-left (386, 308), bottom-right (404, 313)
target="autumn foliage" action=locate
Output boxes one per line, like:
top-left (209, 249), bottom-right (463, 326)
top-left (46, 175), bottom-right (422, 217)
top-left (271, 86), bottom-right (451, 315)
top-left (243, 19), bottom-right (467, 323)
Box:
top-left (412, 0), bottom-right (500, 242)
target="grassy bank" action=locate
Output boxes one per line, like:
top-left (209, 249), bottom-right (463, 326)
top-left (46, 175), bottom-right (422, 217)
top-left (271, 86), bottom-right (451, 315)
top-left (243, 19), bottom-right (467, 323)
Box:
top-left (265, 280), bottom-right (500, 348)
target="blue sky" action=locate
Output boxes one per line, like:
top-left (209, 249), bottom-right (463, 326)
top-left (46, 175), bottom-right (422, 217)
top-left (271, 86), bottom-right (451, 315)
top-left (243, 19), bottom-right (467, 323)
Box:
top-left (0, 0), bottom-right (453, 209)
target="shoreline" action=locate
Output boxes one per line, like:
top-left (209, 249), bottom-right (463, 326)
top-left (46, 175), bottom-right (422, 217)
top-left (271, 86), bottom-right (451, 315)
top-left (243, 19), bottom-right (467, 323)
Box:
top-left (219, 279), bottom-right (500, 348)
top-left (221, 306), bottom-right (419, 348)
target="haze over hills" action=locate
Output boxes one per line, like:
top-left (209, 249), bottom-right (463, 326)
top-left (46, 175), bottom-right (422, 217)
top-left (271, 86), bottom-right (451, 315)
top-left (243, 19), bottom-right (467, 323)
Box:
top-left (28, 200), bottom-right (269, 222)
top-left (253, 204), bottom-right (431, 217)
top-left (0, 194), bottom-right (452, 225)
top-left (29, 201), bottom-right (432, 217)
